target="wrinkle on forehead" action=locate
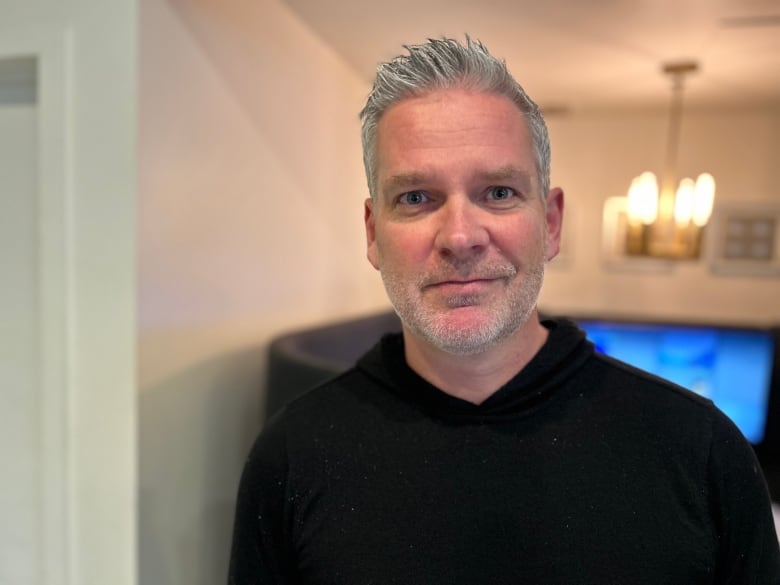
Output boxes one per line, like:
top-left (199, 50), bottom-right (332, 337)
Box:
top-left (375, 89), bottom-right (539, 201)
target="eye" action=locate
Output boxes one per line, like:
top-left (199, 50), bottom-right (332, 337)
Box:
top-left (487, 186), bottom-right (516, 201)
top-left (398, 191), bottom-right (429, 205)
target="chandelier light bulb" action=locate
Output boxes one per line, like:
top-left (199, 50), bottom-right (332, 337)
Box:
top-left (674, 178), bottom-right (695, 226)
top-left (692, 172), bottom-right (716, 227)
top-left (626, 171), bottom-right (659, 225)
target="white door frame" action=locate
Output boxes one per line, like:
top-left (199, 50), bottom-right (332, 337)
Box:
top-left (0, 25), bottom-right (73, 585)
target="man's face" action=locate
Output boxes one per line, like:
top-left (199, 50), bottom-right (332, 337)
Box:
top-left (364, 88), bottom-right (563, 356)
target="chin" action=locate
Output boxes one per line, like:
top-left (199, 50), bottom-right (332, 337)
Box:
top-left (408, 311), bottom-right (527, 356)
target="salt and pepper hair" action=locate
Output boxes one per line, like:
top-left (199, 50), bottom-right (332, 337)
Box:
top-left (359, 36), bottom-right (551, 203)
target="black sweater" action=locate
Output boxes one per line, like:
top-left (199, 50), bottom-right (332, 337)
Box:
top-left (229, 319), bottom-right (780, 584)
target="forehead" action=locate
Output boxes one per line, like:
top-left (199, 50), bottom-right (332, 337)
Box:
top-left (375, 89), bottom-right (535, 189)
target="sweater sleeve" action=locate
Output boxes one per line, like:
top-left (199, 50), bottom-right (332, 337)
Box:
top-left (709, 410), bottom-right (780, 584)
top-left (228, 414), bottom-right (297, 585)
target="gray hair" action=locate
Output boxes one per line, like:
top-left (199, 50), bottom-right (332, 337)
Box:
top-left (360, 36), bottom-right (551, 202)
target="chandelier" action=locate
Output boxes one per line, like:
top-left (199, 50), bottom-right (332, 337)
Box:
top-left (624, 61), bottom-right (716, 259)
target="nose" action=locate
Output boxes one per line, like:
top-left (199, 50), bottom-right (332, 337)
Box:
top-left (433, 198), bottom-right (489, 259)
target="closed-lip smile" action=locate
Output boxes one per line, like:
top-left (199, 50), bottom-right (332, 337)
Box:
top-left (426, 278), bottom-right (499, 292)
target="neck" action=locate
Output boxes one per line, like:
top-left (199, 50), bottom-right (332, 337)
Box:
top-left (402, 310), bottom-right (549, 404)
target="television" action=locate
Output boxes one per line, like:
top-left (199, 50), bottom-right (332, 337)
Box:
top-left (574, 318), bottom-right (778, 448)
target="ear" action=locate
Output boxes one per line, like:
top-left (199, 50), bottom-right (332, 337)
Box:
top-left (364, 198), bottom-right (380, 270)
top-left (544, 187), bottom-right (564, 262)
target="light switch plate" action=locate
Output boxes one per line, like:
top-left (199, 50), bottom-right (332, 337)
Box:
top-left (708, 203), bottom-right (780, 277)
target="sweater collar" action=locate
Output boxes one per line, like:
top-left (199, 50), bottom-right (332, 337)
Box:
top-left (356, 318), bottom-right (593, 421)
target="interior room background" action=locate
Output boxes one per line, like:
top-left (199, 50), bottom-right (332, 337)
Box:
top-left (139, 2), bottom-right (779, 583)
top-left (2, 0), bottom-right (778, 584)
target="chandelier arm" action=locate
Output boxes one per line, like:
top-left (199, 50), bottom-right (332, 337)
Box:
top-left (662, 73), bottom-right (685, 197)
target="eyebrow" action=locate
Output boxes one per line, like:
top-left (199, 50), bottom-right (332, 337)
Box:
top-left (381, 165), bottom-right (534, 195)
top-left (476, 165), bottom-right (534, 190)
top-left (381, 172), bottom-right (430, 195)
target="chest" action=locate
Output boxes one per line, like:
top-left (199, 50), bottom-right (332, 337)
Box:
top-left (286, 419), bottom-right (715, 585)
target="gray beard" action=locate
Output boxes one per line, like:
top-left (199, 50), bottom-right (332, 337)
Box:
top-left (382, 260), bottom-right (545, 356)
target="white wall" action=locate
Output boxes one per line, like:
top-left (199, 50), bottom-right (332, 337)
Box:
top-left (0, 0), bottom-right (137, 583)
top-left (0, 102), bottom-right (39, 585)
top-left (138, 1), bottom-right (385, 584)
top-left (542, 108), bottom-right (780, 324)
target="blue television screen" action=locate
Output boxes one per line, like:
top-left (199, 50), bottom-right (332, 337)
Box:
top-left (578, 320), bottom-right (775, 445)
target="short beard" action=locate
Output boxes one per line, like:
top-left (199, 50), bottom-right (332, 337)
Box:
top-left (382, 259), bottom-right (545, 356)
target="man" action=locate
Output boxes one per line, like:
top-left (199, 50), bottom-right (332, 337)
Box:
top-left (229, 37), bottom-right (780, 584)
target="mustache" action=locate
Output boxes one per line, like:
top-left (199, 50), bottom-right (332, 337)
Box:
top-left (419, 261), bottom-right (517, 288)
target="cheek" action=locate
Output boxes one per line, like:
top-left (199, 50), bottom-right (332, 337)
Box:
top-left (369, 229), bottom-right (394, 272)
top-left (377, 226), bottom-right (427, 264)
top-left (494, 219), bottom-right (548, 261)
top-left (373, 236), bottom-right (401, 272)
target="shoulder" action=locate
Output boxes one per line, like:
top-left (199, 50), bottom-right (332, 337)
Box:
top-left (583, 350), bottom-right (720, 417)
top-left (255, 365), bottom-right (395, 457)
top-left (570, 351), bottom-right (745, 472)
top-left (277, 366), bottom-right (381, 424)
top-left (268, 332), bottom-right (412, 433)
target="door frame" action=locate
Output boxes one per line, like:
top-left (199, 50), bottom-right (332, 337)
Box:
top-left (0, 24), bottom-right (73, 585)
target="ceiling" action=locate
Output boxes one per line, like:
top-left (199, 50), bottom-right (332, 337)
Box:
top-left (281, 0), bottom-right (780, 111)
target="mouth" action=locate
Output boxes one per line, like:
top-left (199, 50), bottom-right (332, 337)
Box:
top-left (420, 263), bottom-right (517, 293)
top-left (432, 277), bottom-right (495, 286)
top-left (425, 278), bottom-right (501, 294)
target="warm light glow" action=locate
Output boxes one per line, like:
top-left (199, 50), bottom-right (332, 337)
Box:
top-left (619, 61), bottom-right (716, 259)
top-left (692, 172), bottom-right (715, 227)
top-left (674, 178), bottom-right (695, 225)
top-left (626, 171), bottom-right (659, 225)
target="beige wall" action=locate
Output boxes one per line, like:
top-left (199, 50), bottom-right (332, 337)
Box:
top-left (138, 3), bottom-right (780, 583)
top-left (138, 1), bottom-right (384, 583)
top-left (542, 108), bottom-right (780, 324)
